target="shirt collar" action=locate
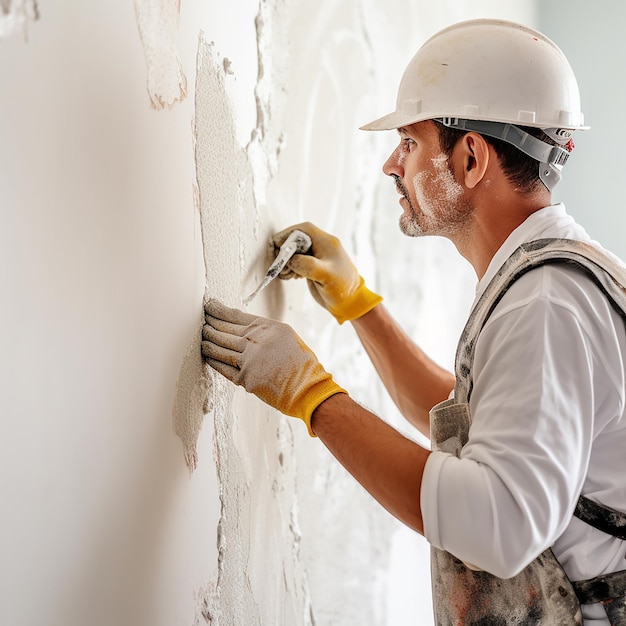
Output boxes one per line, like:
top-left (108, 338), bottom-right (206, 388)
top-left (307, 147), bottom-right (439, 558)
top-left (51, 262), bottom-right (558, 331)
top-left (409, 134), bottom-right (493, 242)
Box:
top-left (475, 203), bottom-right (571, 299)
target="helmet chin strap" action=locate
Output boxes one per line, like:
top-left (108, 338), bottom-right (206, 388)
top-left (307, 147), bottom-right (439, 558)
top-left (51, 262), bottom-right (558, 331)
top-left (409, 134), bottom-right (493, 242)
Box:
top-left (436, 117), bottom-right (571, 191)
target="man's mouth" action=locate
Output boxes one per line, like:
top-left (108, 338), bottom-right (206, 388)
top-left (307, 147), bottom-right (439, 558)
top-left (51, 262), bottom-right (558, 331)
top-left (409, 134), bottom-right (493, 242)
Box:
top-left (393, 175), bottom-right (411, 205)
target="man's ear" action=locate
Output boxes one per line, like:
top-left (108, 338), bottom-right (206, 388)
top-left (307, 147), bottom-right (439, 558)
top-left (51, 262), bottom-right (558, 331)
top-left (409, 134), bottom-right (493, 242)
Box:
top-left (459, 132), bottom-right (490, 189)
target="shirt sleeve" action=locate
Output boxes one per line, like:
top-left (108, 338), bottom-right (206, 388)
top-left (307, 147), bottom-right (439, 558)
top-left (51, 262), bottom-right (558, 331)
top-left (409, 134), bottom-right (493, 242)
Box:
top-left (421, 265), bottom-right (609, 579)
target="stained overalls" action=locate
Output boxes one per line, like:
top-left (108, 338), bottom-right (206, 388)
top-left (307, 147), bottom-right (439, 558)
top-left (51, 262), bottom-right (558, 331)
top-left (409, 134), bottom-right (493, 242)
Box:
top-left (429, 239), bottom-right (626, 625)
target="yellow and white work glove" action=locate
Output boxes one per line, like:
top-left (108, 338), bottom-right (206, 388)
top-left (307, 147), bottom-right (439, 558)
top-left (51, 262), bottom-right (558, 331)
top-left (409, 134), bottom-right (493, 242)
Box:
top-left (272, 222), bottom-right (383, 324)
top-left (202, 299), bottom-right (347, 436)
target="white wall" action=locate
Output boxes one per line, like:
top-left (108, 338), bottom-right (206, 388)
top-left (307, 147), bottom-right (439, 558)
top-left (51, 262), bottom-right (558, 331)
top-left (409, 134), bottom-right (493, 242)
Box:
top-left (0, 2), bottom-right (534, 625)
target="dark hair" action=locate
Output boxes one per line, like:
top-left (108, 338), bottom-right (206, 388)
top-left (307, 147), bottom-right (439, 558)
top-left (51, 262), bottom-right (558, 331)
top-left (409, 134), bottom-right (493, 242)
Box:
top-left (435, 121), bottom-right (558, 194)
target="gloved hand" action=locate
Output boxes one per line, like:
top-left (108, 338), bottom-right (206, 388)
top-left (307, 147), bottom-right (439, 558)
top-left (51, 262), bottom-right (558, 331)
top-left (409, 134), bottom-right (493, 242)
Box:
top-left (272, 222), bottom-right (382, 324)
top-left (202, 299), bottom-right (347, 436)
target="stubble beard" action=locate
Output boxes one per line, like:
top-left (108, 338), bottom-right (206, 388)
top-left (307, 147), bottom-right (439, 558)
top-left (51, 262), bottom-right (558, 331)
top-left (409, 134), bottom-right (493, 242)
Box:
top-left (399, 203), bottom-right (424, 237)
top-left (395, 155), bottom-right (473, 239)
top-left (394, 177), bottom-right (423, 237)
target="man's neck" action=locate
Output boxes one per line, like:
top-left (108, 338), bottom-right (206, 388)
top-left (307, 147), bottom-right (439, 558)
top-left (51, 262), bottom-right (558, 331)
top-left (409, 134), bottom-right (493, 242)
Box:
top-left (452, 190), bottom-right (552, 279)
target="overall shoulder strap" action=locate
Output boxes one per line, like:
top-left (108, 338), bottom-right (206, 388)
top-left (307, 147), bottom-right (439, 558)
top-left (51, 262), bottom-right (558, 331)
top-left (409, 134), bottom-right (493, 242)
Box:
top-left (575, 495), bottom-right (626, 540)
top-left (454, 237), bottom-right (626, 405)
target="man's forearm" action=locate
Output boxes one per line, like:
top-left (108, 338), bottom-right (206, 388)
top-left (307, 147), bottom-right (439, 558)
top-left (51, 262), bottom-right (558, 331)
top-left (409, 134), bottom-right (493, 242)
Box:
top-left (351, 304), bottom-right (454, 437)
top-left (311, 392), bottom-right (430, 534)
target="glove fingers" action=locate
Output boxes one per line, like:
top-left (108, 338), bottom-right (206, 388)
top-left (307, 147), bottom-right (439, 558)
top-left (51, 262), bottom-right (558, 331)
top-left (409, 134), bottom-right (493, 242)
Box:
top-left (286, 253), bottom-right (324, 282)
top-left (204, 315), bottom-right (248, 339)
top-left (205, 299), bottom-right (256, 327)
top-left (203, 355), bottom-right (242, 386)
top-left (201, 338), bottom-right (242, 370)
top-left (278, 265), bottom-right (299, 280)
top-left (203, 323), bottom-right (246, 353)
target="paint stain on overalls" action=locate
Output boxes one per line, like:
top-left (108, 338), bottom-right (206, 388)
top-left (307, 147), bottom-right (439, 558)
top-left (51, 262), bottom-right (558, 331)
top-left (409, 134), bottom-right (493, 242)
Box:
top-left (430, 238), bottom-right (626, 625)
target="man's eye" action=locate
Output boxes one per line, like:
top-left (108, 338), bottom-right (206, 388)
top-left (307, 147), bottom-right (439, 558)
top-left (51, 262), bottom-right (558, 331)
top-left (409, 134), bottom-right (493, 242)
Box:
top-left (402, 138), bottom-right (415, 148)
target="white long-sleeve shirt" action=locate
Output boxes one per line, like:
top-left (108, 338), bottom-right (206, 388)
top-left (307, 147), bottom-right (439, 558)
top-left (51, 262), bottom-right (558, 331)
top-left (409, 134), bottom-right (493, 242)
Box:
top-left (421, 204), bottom-right (626, 625)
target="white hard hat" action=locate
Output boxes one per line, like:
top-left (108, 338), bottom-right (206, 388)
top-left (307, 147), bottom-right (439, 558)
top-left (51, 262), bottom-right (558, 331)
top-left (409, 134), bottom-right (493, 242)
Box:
top-left (361, 19), bottom-right (588, 189)
top-left (361, 19), bottom-right (588, 132)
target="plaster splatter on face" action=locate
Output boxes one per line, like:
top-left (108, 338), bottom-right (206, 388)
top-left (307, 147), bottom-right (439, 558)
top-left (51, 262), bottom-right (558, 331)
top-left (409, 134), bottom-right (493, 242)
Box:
top-left (400, 153), bottom-right (471, 237)
top-left (133, 0), bottom-right (187, 109)
top-left (414, 153), bottom-right (464, 214)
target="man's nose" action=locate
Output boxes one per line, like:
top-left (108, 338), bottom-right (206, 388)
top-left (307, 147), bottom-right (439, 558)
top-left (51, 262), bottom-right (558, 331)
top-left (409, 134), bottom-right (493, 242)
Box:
top-left (383, 146), bottom-right (403, 178)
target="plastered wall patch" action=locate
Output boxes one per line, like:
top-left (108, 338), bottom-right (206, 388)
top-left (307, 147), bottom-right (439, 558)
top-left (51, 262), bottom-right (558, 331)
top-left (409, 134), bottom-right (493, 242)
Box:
top-left (172, 173), bottom-right (213, 474)
top-left (133, 0), bottom-right (187, 109)
top-left (0, 0), bottom-right (38, 39)
top-left (190, 32), bottom-right (263, 622)
top-left (172, 32), bottom-right (250, 476)
top-left (172, 319), bottom-right (212, 473)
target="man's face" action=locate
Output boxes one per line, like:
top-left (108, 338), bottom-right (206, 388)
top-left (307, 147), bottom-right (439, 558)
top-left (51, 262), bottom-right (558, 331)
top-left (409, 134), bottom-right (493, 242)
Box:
top-left (383, 121), bottom-right (472, 238)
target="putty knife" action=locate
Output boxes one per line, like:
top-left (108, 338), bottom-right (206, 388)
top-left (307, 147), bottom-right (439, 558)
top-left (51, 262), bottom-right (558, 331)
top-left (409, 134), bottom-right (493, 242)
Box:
top-left (243, 229), bottom-right (312, 305)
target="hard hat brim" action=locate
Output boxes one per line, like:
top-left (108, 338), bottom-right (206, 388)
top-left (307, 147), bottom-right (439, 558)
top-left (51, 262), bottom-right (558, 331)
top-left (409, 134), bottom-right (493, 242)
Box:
top-left (359, 110), bottom-right (413, 131)
top-left (359, 110), bottom-right (590, 133)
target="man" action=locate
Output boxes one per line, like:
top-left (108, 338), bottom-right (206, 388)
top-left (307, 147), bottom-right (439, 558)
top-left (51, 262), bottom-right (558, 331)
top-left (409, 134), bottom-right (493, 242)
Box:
top-left (202, 19), bottom-right (626, 625)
